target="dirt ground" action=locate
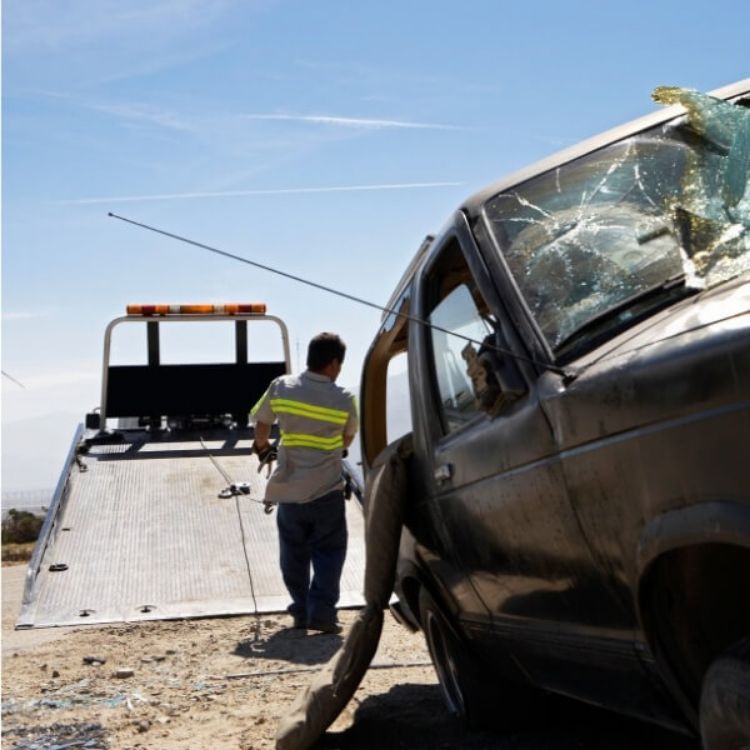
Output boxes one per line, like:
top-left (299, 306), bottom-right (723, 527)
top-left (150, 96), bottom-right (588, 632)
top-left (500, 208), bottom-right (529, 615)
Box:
top-left (2, 563), bottom-right (700, 750)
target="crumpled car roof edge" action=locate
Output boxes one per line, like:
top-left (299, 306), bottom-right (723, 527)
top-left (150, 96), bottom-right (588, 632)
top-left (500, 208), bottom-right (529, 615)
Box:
top-left (462, 77), bottom-right (750, 218)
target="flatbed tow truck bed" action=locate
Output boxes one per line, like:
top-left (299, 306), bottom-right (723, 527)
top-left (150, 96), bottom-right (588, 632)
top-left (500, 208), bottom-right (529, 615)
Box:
top-left (16, 305), bottom-right (366, 629)
top-left (18, 428), bottom-right (365, 629)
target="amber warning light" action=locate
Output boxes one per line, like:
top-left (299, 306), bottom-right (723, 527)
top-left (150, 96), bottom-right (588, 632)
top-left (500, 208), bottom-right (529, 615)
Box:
top-left (127, 303), bottom-right (267, 316)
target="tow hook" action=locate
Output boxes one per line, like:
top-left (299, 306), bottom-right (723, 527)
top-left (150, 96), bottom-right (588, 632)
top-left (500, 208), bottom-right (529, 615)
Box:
top-left (218, 483), bottom-right (251, 499)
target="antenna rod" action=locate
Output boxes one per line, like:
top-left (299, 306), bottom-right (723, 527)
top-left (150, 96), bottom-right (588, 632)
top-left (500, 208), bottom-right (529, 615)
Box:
top-left (2, 370), bottom-right (26, 389)
top-left (108, 212), bottom-right (566, 375)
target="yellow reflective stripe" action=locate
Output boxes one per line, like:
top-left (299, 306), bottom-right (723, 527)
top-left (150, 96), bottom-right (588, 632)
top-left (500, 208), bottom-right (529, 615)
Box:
top-left (283, 439), bottom-right (343, 450)
top-left (270, 398), bottom-right (349, 425)
top-left (272, 405), bottom-right (347, 425)
top-left (282, 433), bottom-right (344, 448)
top-left (281, 432), bottom-right (344, 450)
top-left (271, 398), bottom-right (349, 420)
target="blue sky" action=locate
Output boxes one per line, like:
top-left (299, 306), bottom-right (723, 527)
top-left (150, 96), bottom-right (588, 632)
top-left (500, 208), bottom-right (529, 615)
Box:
top-left (2, 0), bottom-right (748, 492)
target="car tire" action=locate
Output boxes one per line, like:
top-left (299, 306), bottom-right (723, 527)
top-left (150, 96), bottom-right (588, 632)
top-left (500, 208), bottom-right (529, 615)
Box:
top-left (418, 587), bottom-right (532, 729)
top-left (700, 637), bottom-right (750, 749)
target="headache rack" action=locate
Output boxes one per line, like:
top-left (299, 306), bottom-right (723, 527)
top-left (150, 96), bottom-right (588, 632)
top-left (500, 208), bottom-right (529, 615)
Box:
top-left (91, 305), bottom-right (292, 431)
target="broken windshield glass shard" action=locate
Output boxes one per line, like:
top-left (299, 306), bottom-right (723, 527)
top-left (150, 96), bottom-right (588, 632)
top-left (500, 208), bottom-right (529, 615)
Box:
top-left (654, 85), bottom-right (750, 222)
top-left (653, 84), bottom-right (750, 277)
top-left (724, 115), bottom-right (750, 208)
top-left (673, 207), bottom-right (729, 272)
top-left (652, 86), bottom-right (746, 150)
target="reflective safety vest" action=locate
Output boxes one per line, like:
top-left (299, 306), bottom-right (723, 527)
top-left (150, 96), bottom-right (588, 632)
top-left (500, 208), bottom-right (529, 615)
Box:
top-left (251, 370), bottom-right (358, 503)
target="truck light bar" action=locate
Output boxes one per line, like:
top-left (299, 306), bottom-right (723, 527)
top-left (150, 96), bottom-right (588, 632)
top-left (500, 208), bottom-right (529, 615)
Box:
top-left (126, 303), bottom-right (267, 316)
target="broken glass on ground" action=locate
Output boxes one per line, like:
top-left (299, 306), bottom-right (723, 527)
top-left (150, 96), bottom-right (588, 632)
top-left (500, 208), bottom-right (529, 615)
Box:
top-left (2, 721), bottom-right (108, 750)
top-left (484, 86), bottom-right (750, 354)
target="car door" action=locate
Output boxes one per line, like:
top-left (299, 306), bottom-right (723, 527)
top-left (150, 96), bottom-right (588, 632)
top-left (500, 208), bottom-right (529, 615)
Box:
top-left (409, 213), bottom-right (639, 700)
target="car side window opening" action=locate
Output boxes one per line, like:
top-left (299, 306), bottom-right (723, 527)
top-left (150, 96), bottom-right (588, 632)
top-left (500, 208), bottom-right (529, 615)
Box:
top-left (427, 242), bottom-right (497, 433)
top-left (386, 351), bottom-right (413, 445)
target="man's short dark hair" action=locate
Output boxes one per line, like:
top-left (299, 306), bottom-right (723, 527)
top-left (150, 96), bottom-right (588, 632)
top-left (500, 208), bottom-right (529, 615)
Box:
top-left (307, 332), bottom-right (346, 371)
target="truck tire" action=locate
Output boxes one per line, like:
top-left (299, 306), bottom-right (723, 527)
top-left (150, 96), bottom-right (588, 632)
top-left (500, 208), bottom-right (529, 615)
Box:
top-left (418, 587), bottom-right (532, 729)
top-left (700, 637), bottom-right (750, 749)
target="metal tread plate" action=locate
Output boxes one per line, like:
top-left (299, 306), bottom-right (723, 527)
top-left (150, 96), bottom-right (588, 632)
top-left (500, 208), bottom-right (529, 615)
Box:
top-left (18, 439), bottom-right (365, 628)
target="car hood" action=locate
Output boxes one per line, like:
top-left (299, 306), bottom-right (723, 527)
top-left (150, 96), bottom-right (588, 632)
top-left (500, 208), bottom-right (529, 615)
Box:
top-left (575, 274), bottom-right (750, 370)
top-left (541, 273), bottom-right (750, 452)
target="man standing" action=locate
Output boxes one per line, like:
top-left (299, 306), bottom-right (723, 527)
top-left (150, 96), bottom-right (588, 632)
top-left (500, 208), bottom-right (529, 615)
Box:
top-left (250, 332), bottom-right (358, 634)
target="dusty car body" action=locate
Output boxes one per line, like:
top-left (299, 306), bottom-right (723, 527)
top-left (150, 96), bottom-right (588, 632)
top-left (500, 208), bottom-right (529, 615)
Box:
top-left (359, 80), bottom-right (750, 745)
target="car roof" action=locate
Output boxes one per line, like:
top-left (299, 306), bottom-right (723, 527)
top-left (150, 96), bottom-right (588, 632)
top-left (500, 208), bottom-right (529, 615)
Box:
top-left (461, 78), bottom-right (750, 219)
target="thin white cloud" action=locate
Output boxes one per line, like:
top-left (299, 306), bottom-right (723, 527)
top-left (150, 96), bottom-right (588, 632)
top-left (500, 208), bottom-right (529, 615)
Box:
top-left (5, 0), bottom-right (234, 53)
top-left (115, 0), bottom-right (233, 27)
top-left (45, 94), bottom-right (461, 140)
top-left (86, 102), bottom-right (201, 134)
top-left (87, 42), bottom-right (237, 88)
top-left (4, 1), bottom-right (244, 90)
top-left (1, 311), bottom-right (48, 321)
top-left (240, 114), bottom-right (461, 131)
top-left (84, 100), bottom-right (460, 134)
top-left (58, 181), bottom-right (465, 205)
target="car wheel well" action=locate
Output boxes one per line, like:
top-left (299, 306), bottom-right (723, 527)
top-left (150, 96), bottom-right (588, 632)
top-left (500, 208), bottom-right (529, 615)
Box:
top-left (640, 542), bottom-right (750, 707)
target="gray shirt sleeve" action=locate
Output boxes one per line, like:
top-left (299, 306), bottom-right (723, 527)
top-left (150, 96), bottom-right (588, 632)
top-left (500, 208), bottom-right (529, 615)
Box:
top-left (250, 381), bottom-right (277, 425)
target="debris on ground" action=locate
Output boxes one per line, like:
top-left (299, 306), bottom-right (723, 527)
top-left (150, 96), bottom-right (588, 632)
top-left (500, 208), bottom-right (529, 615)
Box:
top-left (2, 720), bottom-right (108, 749)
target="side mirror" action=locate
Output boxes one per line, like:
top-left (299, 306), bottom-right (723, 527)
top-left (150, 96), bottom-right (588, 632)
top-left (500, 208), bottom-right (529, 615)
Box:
top-left (480, 350), bottom-right (526, 404)
top-left (462, 334), bottom-right (526, 414)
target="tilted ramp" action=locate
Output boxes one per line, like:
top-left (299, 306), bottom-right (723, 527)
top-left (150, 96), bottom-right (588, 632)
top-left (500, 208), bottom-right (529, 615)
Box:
top-left (17, 437), bottom-right (365, 629)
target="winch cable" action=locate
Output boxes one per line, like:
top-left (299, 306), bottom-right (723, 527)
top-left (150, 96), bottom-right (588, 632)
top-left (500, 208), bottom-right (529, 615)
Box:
top-left (108, 212), bottom-right (568, 376)
top-left (199, 436), bottom-right (236, 487)
top-left (199, 437), bottom-right (263, 641)
top-left (198, 436), bottom-right (272, 506)
top-left (235, 491), bottom-right (263, 644)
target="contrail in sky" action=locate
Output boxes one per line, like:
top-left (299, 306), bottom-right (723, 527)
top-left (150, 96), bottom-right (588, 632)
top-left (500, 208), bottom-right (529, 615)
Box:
top-left (60, 181), bottom-right (464, 205)
top-left (240, 114), bottom-right (460, 130)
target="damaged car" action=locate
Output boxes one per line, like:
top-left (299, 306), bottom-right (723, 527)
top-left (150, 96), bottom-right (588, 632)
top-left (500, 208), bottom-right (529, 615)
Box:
top-left (359, 79), bottom-right (750, 748)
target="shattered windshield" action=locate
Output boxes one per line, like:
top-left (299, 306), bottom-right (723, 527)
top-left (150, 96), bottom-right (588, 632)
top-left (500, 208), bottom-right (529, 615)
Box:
top-left (483, 87), bottom-right (750, 354)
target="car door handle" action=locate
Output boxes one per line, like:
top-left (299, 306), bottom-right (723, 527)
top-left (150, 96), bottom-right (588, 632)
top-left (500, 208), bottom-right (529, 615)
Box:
top-left (434, 463), bottom-right (453, 484)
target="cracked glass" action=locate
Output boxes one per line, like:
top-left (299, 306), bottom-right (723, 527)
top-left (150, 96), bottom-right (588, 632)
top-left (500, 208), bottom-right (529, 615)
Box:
top-left (483, 87), bottom-right (750, 357)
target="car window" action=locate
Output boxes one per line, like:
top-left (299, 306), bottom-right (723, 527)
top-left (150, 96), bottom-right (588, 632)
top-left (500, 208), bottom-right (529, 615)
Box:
top-left (426, 242), bottom-right (495, 433)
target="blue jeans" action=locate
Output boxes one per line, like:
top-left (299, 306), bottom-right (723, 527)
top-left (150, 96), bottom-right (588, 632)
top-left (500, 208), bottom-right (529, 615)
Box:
top-left (276, 490), bottom-right (347, 626)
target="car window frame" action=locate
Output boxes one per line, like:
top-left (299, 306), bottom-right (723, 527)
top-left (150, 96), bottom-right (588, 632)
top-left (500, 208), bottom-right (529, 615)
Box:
top-left (417, 217), bottom-right (533, 442)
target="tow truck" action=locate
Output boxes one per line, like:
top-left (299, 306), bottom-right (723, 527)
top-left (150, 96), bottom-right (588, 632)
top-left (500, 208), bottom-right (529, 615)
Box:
top-left (17, 303), bottom-right (365, 629)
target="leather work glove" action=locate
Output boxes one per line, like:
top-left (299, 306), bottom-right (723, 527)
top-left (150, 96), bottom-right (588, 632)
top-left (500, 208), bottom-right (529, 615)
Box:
top-left (253, 441), bottom-right (277, 477)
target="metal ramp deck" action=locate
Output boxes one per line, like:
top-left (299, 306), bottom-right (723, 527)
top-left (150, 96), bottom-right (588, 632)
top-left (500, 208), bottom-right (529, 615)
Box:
top-left (17, 437), bottom-right (365, 629)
